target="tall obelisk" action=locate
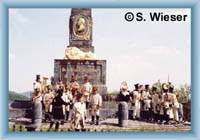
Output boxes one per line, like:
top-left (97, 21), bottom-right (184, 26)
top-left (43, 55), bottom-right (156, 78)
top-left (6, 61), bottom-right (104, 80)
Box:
top-left (68, 8), bottom-right (94, 52)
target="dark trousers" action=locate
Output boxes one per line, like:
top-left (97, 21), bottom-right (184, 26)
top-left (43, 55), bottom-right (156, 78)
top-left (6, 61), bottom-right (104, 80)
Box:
top-left (153, 113), bottom-right (159, 122)
top-left (65, 111), bottom-right (70, 121)
top-left (164, 108), bottom-right (170, 123)
top-left (91, 115), bottom-right (100, 125)
top-left (159, 114), bottom-right (164, 122)
top-left (143, 111), bottom-right (148, 121)
top-left (49, 121), bottom-right (60, 131)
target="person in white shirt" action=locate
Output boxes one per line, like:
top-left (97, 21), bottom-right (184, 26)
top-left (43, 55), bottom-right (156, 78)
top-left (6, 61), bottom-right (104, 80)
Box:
top-left (169, 85), bottom-right (179, 123)
top-left (161, 83), bottom-right (172, 124)
top-left (62, 85), bottom-right (73, 121)
top-left (43, 85), bottom-right (54, 122)
top-left (32, 75), bottom-right (42, 103)
top-left (131, 84), bottom-right (141, 120)
top-left (71, 93), bottom-right (87, 131)
top-left (89, 86), bottom-right (102, 125)
top-left (32, 75), bottom-right (43, 128)
top-left (81, 76), bottom-right (92, 109)
top-left (141, 84), bottom-right (152, 121)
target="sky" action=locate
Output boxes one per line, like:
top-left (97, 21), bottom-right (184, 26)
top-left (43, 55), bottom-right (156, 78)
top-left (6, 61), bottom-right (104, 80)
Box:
top-left (9, 8), bottom-right (191, 93)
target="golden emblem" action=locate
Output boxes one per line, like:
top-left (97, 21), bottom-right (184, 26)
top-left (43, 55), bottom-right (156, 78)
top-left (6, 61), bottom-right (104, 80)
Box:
top-left (73, 15), bottom-right (91, 40)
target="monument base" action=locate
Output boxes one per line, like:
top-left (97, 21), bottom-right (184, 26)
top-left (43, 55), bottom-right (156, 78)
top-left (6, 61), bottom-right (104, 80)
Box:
top-left (54, 59), bottom-right (107, 94)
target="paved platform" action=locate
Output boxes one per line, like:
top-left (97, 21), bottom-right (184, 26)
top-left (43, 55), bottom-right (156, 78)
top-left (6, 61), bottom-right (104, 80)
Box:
top-left (9, 118), bottom-right (191, 132)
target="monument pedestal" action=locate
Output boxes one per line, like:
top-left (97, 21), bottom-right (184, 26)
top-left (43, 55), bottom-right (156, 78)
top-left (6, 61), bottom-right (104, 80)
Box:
top-left (54, 59), bottom-right (107, 94)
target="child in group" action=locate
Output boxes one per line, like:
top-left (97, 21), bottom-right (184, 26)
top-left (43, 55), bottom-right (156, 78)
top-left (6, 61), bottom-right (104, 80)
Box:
top-left (71, 93), bottom-right (87, 131)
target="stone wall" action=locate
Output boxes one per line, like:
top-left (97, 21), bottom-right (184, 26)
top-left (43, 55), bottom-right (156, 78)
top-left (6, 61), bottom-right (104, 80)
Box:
top-left (54, 59), bottom-right (107, 94)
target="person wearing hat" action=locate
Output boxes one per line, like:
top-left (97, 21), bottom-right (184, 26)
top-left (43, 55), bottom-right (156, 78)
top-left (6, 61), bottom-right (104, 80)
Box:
top-left (71, 93), bottom-right (87, 131)
top-left (70, 81), bottom-right (81, 112)
top-left (48, 89), bottom-right (71, 131)
top-left (141, 84), bottom-right (152, 122)
top-left (32, 75), bottom-right (43, 128)
top-left (71, 81), bottom-right (80, 99)
top-left (169, 85), bottom-right (180, 123)
top-left (69, 74), bottom-right (77, 88)
top-left (59, 80), bottom-right (65, 90)
top-left (41, 77), bottom-right (49, 94)
top-left (33, 75), bottom-right (42, 93)
top-left (62, 85), bottom-right (73, 121)
top-left (43, 85), bottom-right (54, 122)
top-left (161, 83), bottom-right (171, 124)
top-left (130, 84), bottom-right (138, 110)
top-left (117, 81), bottom-right (130, 102)
top-left (89, 86), bottom-right (102, 125)
top-left (131, 83), bottom-right (141, 120)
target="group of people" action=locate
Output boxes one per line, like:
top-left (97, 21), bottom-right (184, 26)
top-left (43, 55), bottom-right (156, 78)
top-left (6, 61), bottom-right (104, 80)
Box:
top-left (32, 75), bottom-right (102, 131)
top-left (118, 81), bottom-right (183, 124)
top-left (31, 74), bottom-right (184, 131)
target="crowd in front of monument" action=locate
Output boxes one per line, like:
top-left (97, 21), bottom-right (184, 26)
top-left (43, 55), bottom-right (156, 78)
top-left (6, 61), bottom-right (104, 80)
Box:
top-left (117, 81), bottom-right (184, 125)
top-left (31, 74), bottom-right (186, 131)
top-left (32, 74), bottom-right (102, 131)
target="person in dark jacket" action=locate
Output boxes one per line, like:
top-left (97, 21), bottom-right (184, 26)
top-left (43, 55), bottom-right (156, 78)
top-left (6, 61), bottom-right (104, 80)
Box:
top-left (48, 89), bottom-right (70, 131)
top-left (117, 81), bottom-right (130, 102)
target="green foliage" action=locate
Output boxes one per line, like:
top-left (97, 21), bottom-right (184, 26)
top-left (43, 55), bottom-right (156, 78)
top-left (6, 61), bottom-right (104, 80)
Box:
top-left (152, 80), bottom-right (162, 93)
top-left (176, 84), bottom-right (191, 103)
top-left (9, 91), bottom-right (29, 102)
top-left (152, 81), bottom-right (191, 104)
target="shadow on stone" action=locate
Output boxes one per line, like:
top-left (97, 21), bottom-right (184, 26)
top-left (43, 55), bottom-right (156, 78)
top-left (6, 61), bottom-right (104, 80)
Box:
top-left (100, 122), bottom-right (118, 127)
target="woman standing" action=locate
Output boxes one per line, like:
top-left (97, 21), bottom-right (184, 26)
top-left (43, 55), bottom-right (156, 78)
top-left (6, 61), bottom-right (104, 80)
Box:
top-left (48, 89), bottom-right (70, 131)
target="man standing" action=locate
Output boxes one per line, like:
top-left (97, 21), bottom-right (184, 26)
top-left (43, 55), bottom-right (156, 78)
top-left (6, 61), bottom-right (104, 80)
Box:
top-left (161, 83), bottom-right (173, 124)
top-left (62, 85), bottom-right (73, 121)
top-left (169, 85), bottom-right (180, 123)
top-left (89, 86), bottom-right (102, 125)
top-left (81, 76), bottom-right (92, 109)
top-left (32, 75), bottom-right (43, 128)
top-left (131, 83), bottom-right (141, 120)
top-left (33, 75), bottom-right (42, 93)
top-left (141, 85), bottom-right (152, 121)
top-left (43, 85), bottom-right (54, 122)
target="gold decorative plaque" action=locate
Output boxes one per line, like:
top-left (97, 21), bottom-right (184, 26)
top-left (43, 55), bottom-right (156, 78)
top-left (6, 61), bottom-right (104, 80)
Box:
top-left (72, 15), bottom-right (91, 40)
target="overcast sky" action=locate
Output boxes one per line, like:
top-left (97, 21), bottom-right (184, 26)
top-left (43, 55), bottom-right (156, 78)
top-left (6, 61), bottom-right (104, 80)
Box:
top-left (9, 8), bottom-right (191, 93)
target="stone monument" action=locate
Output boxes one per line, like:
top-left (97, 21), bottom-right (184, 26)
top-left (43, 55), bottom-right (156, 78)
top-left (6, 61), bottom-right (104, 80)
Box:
top-left (54, 8), bottom-right (107, 94)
